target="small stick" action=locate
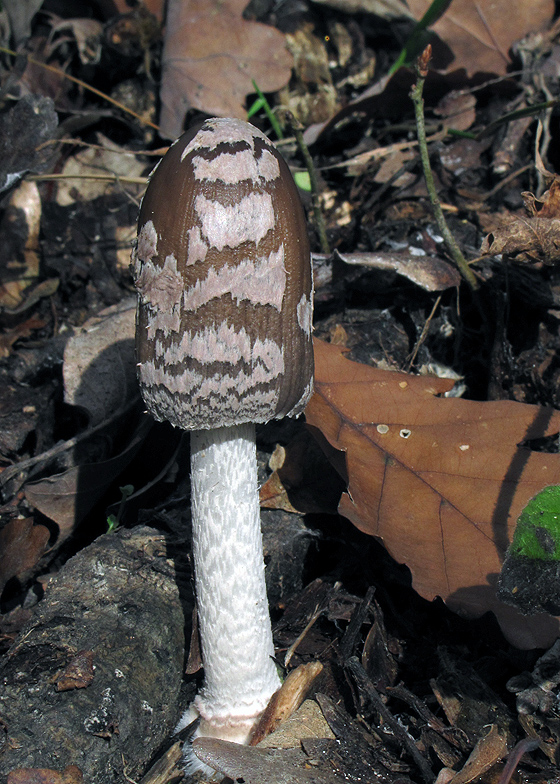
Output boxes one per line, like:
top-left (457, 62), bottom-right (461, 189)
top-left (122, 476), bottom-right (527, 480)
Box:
top-left (410, 46), bottom-right (478, 291)
top-left (289, 117), bottom-right (331, 255)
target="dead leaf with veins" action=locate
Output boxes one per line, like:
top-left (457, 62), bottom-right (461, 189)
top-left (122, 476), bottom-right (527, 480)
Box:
top-left (481, 180), bottom-right (560, 264)
top-left (406, 0), bottom-right (554, 77)
top-left (305, 338), bottom-right (560, 649)
top-left (158, 0), bottom-right (293, 138)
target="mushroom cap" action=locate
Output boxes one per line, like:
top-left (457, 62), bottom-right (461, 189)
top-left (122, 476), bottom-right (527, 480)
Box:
top-left (132, 118), bottom-right (313, 430)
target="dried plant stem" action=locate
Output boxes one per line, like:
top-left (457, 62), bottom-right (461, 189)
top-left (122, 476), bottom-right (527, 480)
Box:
top-left (291, 121), bottom-right (331, 255)
top-left (411, 47), bottom-right (478, 291)
top-left (405, 294), bottom-right (442, 371)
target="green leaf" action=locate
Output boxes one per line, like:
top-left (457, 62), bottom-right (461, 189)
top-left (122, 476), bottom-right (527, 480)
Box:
top-left (119, 484), bottom-right (134, 500)
top-left (509, 485), bottom-right (560, 561)
top-left (294, 171), bottom-right (311, 191)
top-left (247, 96), bottom-right (266, 118)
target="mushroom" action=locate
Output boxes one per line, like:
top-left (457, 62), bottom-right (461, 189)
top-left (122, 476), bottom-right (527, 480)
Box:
top-left (131, 117), bottom-right (314, 772)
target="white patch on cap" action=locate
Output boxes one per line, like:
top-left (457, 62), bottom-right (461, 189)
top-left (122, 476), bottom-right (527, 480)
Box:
top-left (183, 246), bottom-right (286, 311)
top-left (158, 326), bottom-right (284, 380)
top-left (296, 293), bottom-right (313, 336)
top-left (257, 149), bottom-right (282, 181)
top-left (187, 225), bottom-right (208, 266)
top-left (195, 191), bottom-right (275, 250)
top-left (141, 336), bottom-right (283, 396)
top-left (134, 254), bottom-right (183, 336)
top-left (132, 219), bottom-right (158, 277)
top-left (162, 323), bottom-right (253, 366)
top-left (252, 338), bottom-right (284, 377)
top-left (181, 118), bottom-right (272, 159)
top-left (139, 360), bottom-right (200, 393)
top-left (192, 149), bottom-right (280, 185)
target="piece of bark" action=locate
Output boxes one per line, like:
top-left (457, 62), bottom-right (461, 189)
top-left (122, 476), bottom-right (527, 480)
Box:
top-left (0, 526), bottom-right (186, 782)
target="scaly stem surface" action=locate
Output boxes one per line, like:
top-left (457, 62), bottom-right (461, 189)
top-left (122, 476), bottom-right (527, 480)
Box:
top-left (186, 423), bottom-right (281, 748)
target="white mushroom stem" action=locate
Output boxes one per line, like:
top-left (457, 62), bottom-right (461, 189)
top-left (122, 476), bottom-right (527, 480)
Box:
top-left (181, 422), bottom-right (281, 755)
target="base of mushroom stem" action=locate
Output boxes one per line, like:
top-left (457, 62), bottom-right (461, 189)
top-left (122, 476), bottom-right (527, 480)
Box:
top-left (175, 701), bottom-right (264, 777)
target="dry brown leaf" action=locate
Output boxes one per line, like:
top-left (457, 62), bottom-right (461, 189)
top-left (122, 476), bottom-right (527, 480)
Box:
top-left (260, 468), bottom-right (301, 514)
top-left (305, 339), bottom-right (560, 649)
top-left (0, 181), bottom-right (42, 311)
top-left (24, 418), bottom-right (151, 533)
top-left (0, 315), bottom-right (46, 358)
top-left (7, 766), bottom-right (83, 784)
top-left (407, 0), bottom-right (554, 76)
top-left (0, 518), bottom-right (50, 594)
top-left (434, 91), bottom-right (476, 132)
top-left (481, 180), bottom-right (560, 264)
top-left (314, 250), bottom-right (461, 292)
top-left (447, 724), bottom-right (508, 784)
top-left (158, 0), bottom-right (293, 138)
top-left (523, 178), bottom-right (560, 219)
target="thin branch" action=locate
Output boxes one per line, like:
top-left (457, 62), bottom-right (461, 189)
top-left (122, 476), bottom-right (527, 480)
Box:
top-left (410, 46), bottom-right (479, 291)
top-left (0, 45), bottom-right (161, 131)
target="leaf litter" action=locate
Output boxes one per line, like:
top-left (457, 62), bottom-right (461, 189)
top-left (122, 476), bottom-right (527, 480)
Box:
top-left (3, 1), bottom-right (560, 783)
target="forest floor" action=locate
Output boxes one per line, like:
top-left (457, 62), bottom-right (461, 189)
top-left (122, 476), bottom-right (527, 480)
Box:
top-left (1, 1), bottom-right (560, 782)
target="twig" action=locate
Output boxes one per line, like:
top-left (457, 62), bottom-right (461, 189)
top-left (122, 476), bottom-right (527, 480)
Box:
top-left (290, 117), bottom-right (331, 255)
top-left (29, 173), bottom-right (147, 184)
top-left (410, 46), bottom-right (478, 291)
top-left (0, 45), bottom-right (160, 132)
top-left (0, 398), bottom-right (142, 495)
top-left (346, 656), bottom-right (434, 784)
top-left (405, 294), bottom-right (442, 371)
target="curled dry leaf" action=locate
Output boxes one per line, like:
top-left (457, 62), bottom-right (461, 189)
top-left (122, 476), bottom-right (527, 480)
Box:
top-left (0, 180), bottom-right (42, 311)
top-left (305, 338), bottom-right (560, 649)
top-left (313, 250), bottom-right (461, 292)
top-left (446, 723), bottom-right (508, 784)
top-left (481, 180), bottom-right (560, 264)
top-left (158, 0), bottom-right (293, 138)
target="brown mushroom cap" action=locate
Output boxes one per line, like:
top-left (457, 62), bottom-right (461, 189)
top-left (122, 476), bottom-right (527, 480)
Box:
top-left (132, 118), bottom-right (313, 430)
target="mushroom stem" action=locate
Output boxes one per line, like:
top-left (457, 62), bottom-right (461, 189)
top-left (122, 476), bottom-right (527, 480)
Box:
top-left (185, 423), bottom-right (281, 746)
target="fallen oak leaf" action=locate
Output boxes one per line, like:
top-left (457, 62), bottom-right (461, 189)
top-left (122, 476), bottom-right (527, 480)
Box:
top-left (158, 0), bottom-right (293, 138)
top-left (313, 249), bottom-right (461, 292)
top-left (305, 338), bottom-right (560, 649)
top-left (406, 0), bottom-right (554, 77)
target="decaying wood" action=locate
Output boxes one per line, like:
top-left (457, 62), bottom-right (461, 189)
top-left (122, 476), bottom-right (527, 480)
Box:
top-left (0, 526), bottom-right (187, 783)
